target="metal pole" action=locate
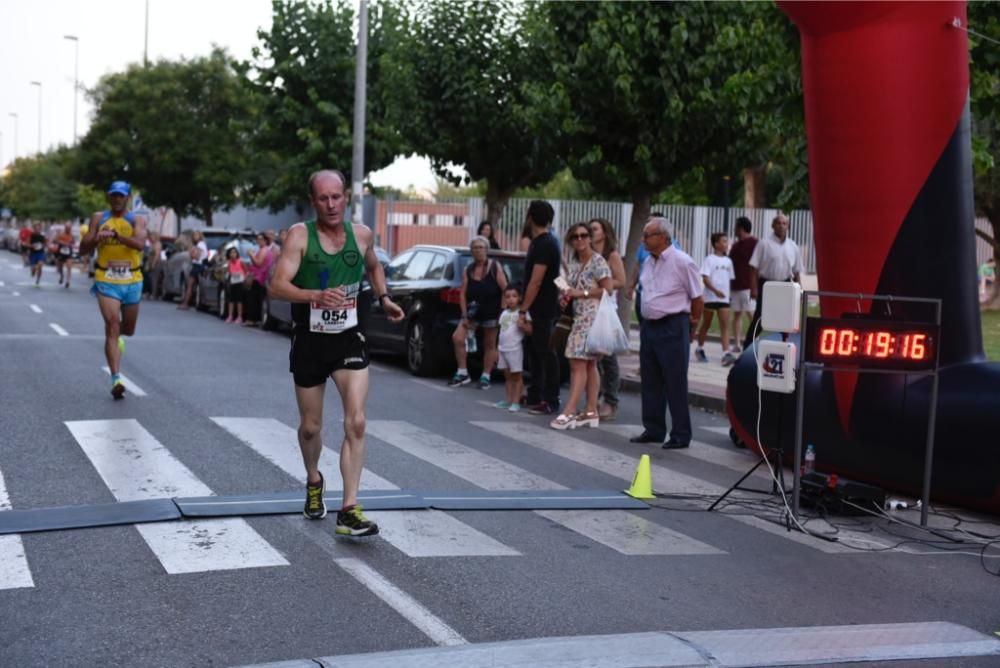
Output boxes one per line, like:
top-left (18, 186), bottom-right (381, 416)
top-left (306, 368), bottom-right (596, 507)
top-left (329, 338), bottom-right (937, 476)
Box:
top-left (65, 36), bottom-right (79, 143)
top-left (350, 0), bottom-right (369, 227)
top-left (144, 0), bottom-right (150, 67)
top-left (30, 82), bottom-right (42, 154)
top-left (0, 130), bottom-right (4, 168)
top-left (920, 301), bottom-right (942, 526)
top-left (791, 289), bottom-right (810, 520)
top-left (8, 113), bottom-right (18, 160)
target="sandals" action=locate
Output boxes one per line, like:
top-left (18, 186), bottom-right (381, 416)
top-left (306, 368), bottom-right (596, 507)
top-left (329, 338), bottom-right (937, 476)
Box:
top-left (574, 411), bottom-right (600, 429)
top-left (550, 414), bottom-right (576, 430)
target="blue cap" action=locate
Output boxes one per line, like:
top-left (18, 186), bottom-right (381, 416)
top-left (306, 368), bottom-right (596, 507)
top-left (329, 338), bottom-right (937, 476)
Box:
top-left (108, 180), bottom-right (131, 196)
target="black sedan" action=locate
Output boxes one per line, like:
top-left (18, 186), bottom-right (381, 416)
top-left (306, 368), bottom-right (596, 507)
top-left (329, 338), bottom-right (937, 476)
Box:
top-left (366, 245), bottom-right (526, 376)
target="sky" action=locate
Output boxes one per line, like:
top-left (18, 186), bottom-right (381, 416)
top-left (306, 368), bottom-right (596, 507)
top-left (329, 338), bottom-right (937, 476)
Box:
top-left (0, 0), bottom-right (438, 190)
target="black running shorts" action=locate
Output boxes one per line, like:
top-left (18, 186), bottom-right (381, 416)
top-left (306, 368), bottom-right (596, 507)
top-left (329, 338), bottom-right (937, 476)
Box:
top-left (289, 327), bottom-right (369, 387)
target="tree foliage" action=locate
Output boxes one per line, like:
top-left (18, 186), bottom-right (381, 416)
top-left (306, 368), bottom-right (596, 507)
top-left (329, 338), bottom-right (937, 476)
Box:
top-left (1, 148), bottom-right (101, 221)
top-left (968, 2), bottom-right (1000, 307)
top-left (381, 0), bottom-right (565, 226)
top-left (75, 48), bottom-right (253, 226)
top-left (245, 0), bottom-right (407, 210)
top-left (536, 0), bottom-right (801, 272)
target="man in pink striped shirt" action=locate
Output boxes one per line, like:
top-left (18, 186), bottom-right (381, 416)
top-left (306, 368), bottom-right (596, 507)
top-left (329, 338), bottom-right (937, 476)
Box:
top-left (629, 217), bottom-right (704, 449)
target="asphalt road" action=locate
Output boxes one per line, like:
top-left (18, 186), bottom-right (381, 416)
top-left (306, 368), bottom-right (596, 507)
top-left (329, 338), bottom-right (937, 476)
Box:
top-left (0, 256), bottom-right (998, 668)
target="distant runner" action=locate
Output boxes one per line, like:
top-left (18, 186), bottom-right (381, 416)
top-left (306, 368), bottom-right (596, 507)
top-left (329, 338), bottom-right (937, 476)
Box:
top-left (79, 181), bottom-right (148, 399)
top-left (27, 223), bottom-right (46, 286)
top-left (269, 169), bottom-right (404, 537)
top-left (53, 222), bottom-right (75, 288)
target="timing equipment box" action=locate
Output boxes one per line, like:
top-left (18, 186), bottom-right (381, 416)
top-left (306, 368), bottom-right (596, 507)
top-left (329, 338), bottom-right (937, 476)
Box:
top-left (800, 471), bottom-right (887, 515)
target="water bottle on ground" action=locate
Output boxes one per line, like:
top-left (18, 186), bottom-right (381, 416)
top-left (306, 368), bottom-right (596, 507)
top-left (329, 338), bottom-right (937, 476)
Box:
top-left (802, 444), bottom-right (816, 476)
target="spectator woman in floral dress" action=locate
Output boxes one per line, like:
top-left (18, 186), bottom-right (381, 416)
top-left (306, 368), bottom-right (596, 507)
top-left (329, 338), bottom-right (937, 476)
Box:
top-left (551, 222), bottom-right (613, 430)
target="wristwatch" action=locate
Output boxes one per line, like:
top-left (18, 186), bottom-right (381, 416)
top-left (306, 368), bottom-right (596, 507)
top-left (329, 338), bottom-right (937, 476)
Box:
top-left (378, 293), bottom-right (390, 304)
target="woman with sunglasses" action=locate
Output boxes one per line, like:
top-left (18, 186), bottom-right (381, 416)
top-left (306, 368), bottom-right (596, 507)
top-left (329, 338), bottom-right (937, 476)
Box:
top-left (551, 223), bottom-right (613, 430)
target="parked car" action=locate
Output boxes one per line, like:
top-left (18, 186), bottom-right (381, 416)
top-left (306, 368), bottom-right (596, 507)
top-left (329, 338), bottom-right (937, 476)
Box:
top-left (364, 245), bottom-right (526, 376)
top-left (196, 235), bottom-right (260, 316)
top-left (261, 246), bottom-right (390, 332)
top-left (2, 227), bottom-right (20, 252)
top-left (159, 229), bottom-right (251, 303)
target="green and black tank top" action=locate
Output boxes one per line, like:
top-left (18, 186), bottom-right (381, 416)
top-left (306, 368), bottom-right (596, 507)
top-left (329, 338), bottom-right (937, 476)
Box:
top-left (291, 221), bottom-right (366, 332)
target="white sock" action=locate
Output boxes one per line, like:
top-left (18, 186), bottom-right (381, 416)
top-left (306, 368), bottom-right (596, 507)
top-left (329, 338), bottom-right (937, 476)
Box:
top-left (457, 368), bottom-right (467, 376)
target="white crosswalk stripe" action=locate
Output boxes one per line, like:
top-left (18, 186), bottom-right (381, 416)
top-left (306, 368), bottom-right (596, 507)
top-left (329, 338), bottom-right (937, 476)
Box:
top-left (0, 468), bottom-right (34, 590)
top-left (211, 417), bottom-right (518, 558)
top-left (65, 419), bottom-right (289, 574)
top-left (367, 420), bottom-right (723, 556)
top-left (473, 421), bottom-right (860, 554)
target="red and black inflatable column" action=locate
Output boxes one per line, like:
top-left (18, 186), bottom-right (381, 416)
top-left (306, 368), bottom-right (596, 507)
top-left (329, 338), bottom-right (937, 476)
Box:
top-left (726, 2), bottom-right (1000, 513)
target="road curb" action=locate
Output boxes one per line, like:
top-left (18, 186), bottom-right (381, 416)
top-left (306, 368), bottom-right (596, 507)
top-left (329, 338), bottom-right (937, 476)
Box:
top-left (620, 375), bottom-right (727, 413)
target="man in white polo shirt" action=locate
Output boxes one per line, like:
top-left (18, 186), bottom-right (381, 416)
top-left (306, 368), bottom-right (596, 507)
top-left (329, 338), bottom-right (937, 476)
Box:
top-left (743, 213), bottom-right (803, 349)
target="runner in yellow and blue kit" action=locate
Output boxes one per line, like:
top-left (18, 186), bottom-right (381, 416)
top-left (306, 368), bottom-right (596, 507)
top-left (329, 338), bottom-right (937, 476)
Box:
top-left (80, 181), bottom-right (148, 399)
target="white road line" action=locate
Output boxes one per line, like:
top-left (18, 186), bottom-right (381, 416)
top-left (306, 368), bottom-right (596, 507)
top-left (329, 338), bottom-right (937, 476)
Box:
top-left (29, 304), bottom-right (41, 313)
top-left (100, 367), bottom-right (148, 396)
top-left (473, 421), bottom-right (859, 554)
top-left (700, 426), bottom-right (732, 436)
top-left (49, 323), bottom-right (69, 337)
top-left (211, 417), bottom-right (517, 558)
top-left (0, 468), bottom-right (34, 590)
top-left (409, 378), bottom-right (453, 393)
top-left (368, 420), bottom-right (723, 556)
top-left (11, 291), bottom-right (20, 297)
top-left (0, 280), bottom-right (5, 286)
top-left (602, 424), bottom-right (771, 480)
top-left (65, 419), bottom-right (288, 574)
top-left (336, 557), bottom-right (468, 646)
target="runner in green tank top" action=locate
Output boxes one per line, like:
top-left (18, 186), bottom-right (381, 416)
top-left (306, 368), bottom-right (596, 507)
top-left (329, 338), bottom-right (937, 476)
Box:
top-left (270, 170), bottom-right (404, 537)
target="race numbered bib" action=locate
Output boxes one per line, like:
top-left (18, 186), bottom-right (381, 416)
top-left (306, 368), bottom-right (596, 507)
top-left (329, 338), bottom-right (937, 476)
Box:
top-left (309, 282), bottom-right (359, 334)
top-left (59, 245), bottom-right (72, 256)
top-left (230, 272), bottom-right (245, 284)
top-left (31, 242), bottom-right (43, 251)
top-left (106, 261), bottom-right (133, 281)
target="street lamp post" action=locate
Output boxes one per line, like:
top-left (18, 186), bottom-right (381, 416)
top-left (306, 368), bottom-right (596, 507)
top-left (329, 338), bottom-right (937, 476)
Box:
top-left (8, 113), bottom-right (17, 161)
top-left (64, 35), bottom-right (79, 143)
top-left (30, 81), bottom-right (42, 154)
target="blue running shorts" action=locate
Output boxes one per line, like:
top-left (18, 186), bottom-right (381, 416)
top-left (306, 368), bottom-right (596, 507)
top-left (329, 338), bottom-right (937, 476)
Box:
top-left (91, 281), bottom-right (142, 306)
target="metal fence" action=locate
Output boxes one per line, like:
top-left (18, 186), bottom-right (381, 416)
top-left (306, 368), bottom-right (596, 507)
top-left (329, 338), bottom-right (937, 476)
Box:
top-left (378, 195), bottom-right (820, 272)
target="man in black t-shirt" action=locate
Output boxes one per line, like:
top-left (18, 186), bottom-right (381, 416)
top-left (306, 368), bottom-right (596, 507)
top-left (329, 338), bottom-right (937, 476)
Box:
top-left (518, 200), bottom-right (561, 414)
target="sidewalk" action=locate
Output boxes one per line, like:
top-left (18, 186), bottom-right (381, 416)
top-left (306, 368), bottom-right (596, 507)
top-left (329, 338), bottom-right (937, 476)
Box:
top-left (618, 327), bottom-right (730, 413)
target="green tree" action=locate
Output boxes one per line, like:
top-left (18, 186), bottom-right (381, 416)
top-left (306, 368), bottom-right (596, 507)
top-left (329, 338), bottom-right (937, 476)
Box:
top-left (245, 0), bottom-right (407, 210)
top-left (382, 0), bottom-right (565, 227)
top-left (968, 3), bottom-right (1000, 309)
top-left (537, 1), bottom-right (800, 277)
top-left (75, 49), bottom-right (254, 226)
top-left (0, 148), bottom-right (95, 221)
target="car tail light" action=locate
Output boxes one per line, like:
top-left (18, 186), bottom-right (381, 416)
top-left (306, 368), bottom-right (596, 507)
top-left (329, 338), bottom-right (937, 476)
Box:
top-left (440, 287), bottom-right (462, 304)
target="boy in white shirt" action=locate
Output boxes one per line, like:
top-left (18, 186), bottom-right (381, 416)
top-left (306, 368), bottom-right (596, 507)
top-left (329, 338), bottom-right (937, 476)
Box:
top-left (695, 233), bottom-right (736, 365)
top-left (495, 285), bottom-right (532, 412)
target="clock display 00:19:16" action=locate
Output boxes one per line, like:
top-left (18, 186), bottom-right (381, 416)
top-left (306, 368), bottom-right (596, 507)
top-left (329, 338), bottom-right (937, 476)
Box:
top-left (817, 327), bottom-right (929, 360)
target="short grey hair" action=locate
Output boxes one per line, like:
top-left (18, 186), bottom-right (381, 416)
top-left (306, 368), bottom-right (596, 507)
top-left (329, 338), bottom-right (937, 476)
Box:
top-left (647, 216), bottom-right (674, 240)
top-left (470, 235), bottom-right (490, 249)
top-left (307, 169), bottom-right (347, 198)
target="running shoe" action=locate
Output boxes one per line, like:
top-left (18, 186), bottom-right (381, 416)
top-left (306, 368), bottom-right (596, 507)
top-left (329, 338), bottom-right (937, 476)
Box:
top-left (448, 373), bottom-right (471, 387)
top-left (336, 504), bottom-right (379, 537)
top-left (508, 403), bottom-right (521, 413)
top-left (494, 400), bottom-right (511, 409)
top-left (479, 375), bottom-right (490, 390)
top-left (721, 351), bottom-right (737, 366)
top-left (694, 348), bottom-right (708, 363)
top-left (111, 378), bottom-right (126, 400)
top-left (303, 472), bottom-right (327, 520)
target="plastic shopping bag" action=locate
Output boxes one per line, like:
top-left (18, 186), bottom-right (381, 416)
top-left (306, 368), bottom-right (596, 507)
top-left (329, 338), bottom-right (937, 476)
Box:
top-left (585, 293), bottom-right (630, 356)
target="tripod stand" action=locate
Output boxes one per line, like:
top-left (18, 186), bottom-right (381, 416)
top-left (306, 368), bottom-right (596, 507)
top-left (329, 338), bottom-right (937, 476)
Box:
top-left (707, 447), bottom-right (788, 512)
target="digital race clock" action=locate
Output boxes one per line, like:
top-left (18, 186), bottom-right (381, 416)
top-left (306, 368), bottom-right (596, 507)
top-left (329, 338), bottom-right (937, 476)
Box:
top-left (804, 317), bottom-right (938, 370)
